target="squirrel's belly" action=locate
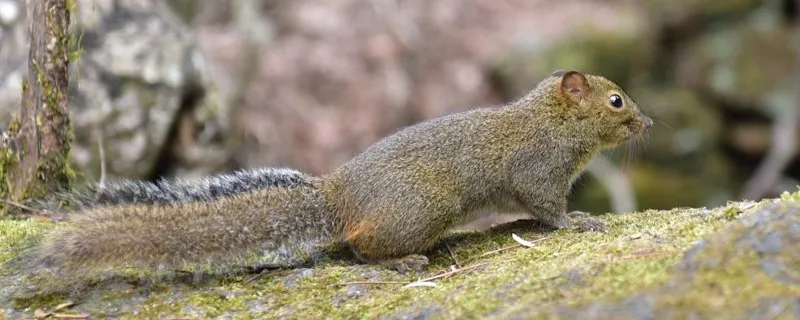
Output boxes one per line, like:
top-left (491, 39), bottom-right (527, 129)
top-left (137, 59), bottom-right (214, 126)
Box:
top-left (456, 197), bottom-right (530, 226)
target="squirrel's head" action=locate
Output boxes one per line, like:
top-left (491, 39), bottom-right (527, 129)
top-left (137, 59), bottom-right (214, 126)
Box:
top-left (548, 70), bottom-right (652, 148)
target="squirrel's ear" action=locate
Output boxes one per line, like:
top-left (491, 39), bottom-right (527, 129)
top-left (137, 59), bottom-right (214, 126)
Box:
top-left (559, 71), bottom-right (589, 103)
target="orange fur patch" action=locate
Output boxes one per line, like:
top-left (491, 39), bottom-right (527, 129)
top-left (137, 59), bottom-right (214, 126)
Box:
top-left (344, 220), bottom-right (372, 242)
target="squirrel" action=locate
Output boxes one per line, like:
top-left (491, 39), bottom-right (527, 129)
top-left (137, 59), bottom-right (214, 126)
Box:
top-left (16, 70), bottom-right (652, 280)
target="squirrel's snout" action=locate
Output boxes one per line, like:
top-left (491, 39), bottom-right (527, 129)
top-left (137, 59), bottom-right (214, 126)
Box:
top-left (641, 115), bottom-right (654, 133)
top-left (633, 113), bottom-right (653, 135)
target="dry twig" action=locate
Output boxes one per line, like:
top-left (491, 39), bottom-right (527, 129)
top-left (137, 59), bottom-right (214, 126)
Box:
top-left (444, 242), bottom-right (462, 268)
top-left (405, 262), bottom-right (489, 287)
top-left (330, 280), bottom-right (407, 287)
top-left (0, 197), bottom-right (39, 212)
top-left (461, 236), bottom-right (553, 265)
top-left (33, 301), bottom-right (88, 319)
top-left (52, 314), bottom-right (90, 319)
top-left (95, 127), bottom-right (107, 189)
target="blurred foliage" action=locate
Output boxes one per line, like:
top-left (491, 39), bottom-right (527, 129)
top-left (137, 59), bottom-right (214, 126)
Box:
top-left (491, 30), bottom-right (656, 100)
top-left (156, 0), bottom-right (799, 212)
top-left (491, 0), bottom-right (798, 211)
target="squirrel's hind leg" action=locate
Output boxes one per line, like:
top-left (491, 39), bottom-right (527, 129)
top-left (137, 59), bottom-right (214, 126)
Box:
top-left (343, 212), bottom-right (442, 273)
top-left (342, 187), bottom-right (458, 273)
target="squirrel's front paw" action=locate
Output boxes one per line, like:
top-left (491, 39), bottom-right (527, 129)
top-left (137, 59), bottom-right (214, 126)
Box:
top-left (575, 217), bottom-right (608, 233)
top-left (382, 254), bottom-right (429, 273)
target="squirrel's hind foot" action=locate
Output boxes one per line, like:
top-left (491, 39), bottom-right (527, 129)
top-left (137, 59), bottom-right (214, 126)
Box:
top-left (567, 211), bottom-right (608, 233)
top-left (350, 247), bottom-right (429, 273)
top-left (574, 217), bottom-right (607, 233)
top-left (380, 254), bottom-right (429, 273)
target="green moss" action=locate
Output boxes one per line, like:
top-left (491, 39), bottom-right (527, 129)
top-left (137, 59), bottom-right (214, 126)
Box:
top-left (634, 201), bottom-right (798, 318)
top-left (651, 251), bottom-right (798, 319)
top-left (0, 219), bottom-right (51, 267)
top-left (723, 206), bottom-right (741, 220)
top-left (0, 116), bottom-right (21, 211)
top-left (0, 220), bottom-right (64, 311)
top-left (67, 0), bottom-right (84, 65)
top-left (0, 149), bottom-right (18, 210)
top-left (10, 293), bottom-right (65, 311)
top-left (126, 292), bottom-right (184, 320)
top-left (780, 187), bottom-right (800, 202)
top-left (66, 0), bottom-right (77, 12)
top-left (186, 290), bottom-right (249, 317)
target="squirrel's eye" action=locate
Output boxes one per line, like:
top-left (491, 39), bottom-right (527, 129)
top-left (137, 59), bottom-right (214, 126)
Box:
top-left (608, 94), bottom-right (623, 109)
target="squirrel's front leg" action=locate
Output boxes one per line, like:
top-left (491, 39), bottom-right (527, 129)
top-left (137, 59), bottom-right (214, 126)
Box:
top-left (515, 192), bottom-right (573, 230)
top-left (515, 194), bottom-right (607, 233)
top-left (508, 151), bottom-right (606, 232)
top-left (508, 150), bottom-right (574, 229)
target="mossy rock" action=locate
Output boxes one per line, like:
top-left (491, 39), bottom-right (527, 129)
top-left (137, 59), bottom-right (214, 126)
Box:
top-left (1, 190), bottom-right (799, 319)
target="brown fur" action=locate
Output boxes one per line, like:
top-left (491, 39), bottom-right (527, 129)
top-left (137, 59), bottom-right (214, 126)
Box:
top-left (18, 70), bottom-right (651, 283)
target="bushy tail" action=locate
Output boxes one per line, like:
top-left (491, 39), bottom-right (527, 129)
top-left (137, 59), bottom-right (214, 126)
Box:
top-left (54, 167), bottom-right (312, 210)
top-left (17, 179), bottom-right (337, 284)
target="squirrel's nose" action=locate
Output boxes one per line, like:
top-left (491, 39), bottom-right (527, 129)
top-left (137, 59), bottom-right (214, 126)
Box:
top-left (644, 116), bottom-right (653, 129)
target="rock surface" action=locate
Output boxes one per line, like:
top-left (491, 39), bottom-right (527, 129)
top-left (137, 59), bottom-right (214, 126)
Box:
top-left (1, 190), bottom-right (798, 319)
top-left (0, 0), bottom-right (230, 182)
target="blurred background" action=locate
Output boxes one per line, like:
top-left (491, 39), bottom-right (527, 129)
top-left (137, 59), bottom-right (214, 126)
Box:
top-left (0, 0), bottom-right (797, 216)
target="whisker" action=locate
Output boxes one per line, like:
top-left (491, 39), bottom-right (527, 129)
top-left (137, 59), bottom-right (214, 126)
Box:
top-left (622, 140), bottom-right (633, 174)
top-left (652, 118), bottom-right (672, 129)
top-left (639, 135), bottom-right (648, 155)
top-left (631, 140), bottom-right (637, 168)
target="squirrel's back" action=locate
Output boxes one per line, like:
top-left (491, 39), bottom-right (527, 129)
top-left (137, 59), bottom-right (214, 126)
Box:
top-left (335, 75), bottom-right (562, 187)
top-left (338, 108), bottom-right (515, 178)
top-left (332, 104), bottom-right (556, 217)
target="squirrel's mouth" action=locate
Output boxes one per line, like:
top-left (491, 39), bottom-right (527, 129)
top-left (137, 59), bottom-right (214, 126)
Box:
top-left (627, 115), bottom-right (653, 136)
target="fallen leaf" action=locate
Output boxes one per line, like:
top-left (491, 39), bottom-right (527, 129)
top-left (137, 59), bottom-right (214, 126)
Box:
top-left (512, 233), bottom-right (535, 248)
top-left (53, 313), bottom-right (90, 319)
top-left (404, 281), bottom-right (438, 288)
top-left (33, 309), bottom-right (51, 319)
top-left (53, 301), bottom-right (75, 312)
top-left (739, 201), bottom-right (757, 210)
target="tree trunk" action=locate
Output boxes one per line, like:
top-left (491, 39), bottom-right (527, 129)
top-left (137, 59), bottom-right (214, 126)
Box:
top-left (0, 0), bottom-right (73, 208)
